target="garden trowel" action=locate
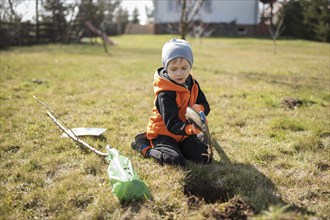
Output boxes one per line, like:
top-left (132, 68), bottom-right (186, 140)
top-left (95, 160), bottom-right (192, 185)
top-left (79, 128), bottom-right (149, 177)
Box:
top-left (186, 106), bottom-right (213, 162)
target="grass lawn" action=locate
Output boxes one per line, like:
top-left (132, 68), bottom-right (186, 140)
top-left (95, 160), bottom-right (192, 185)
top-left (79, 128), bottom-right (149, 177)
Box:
top-left (1, 35), bottom-right (329, 219)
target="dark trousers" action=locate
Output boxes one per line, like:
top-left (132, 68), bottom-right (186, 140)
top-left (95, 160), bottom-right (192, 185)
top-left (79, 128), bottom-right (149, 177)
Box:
top-left (149, 135), bottom-right (211, 167)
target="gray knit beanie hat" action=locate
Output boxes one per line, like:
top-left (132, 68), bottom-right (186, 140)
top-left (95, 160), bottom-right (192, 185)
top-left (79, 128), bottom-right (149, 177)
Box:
top-left (162, 38), bottom-right (193, 70)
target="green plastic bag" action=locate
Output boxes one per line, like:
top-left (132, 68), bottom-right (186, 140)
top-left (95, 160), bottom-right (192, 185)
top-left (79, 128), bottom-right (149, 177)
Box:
top-left (106, 148), bottom-right (152, 202)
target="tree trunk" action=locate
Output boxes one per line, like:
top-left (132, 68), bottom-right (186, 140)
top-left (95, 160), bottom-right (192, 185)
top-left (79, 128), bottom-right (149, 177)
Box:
top-left (270, 2), bottom-right (274, 31)
top-left (180, 0), bottom-right (187, 40)
top-left (36, 0), bottom-right (39, 44)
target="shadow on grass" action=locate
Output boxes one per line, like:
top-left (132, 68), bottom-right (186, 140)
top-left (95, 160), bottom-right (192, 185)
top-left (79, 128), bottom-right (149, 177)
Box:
top-left (183, 139), bottom-right (315, 217)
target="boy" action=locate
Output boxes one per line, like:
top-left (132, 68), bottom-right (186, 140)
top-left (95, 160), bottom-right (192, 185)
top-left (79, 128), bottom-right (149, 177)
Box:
top-left (131, 38), bottom-right (211, 167)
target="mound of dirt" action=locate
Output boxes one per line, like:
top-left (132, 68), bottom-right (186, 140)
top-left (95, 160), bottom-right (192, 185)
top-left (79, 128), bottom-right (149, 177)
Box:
top-left (281, 97), bottom-right (303, 110)
top-left (184, 176), bottom-right (254, 219)
top-left (209, 196), bottom-right (254, 220)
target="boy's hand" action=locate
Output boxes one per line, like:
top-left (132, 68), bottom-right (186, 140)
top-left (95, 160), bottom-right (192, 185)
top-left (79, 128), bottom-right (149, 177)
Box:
top-left (185, 123), bottom-right (202, 135)
top-left (191, 104), bottom-right (209, 125)
top-left (192, 104), bottom-right (204, 113)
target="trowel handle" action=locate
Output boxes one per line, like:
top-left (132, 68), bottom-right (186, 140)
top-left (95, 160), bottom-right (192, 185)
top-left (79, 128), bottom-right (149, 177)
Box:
top-left (199, 111), bottom-right (206, 124)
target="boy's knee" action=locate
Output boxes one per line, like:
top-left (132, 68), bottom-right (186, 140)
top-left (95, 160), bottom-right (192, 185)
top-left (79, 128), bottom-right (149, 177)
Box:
top-left (149, 149), bottom-right (186, 166)
top-left (163, 153), bottom-right (186, 167)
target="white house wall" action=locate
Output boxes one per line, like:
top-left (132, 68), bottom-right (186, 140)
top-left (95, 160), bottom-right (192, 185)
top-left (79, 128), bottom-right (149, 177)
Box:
top-left (154, 0), bottom-right (259, 25)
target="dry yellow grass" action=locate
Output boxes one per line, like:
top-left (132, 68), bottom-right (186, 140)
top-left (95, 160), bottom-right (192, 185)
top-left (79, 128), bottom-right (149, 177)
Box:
top-left (1, 35), bottom-right (329, 219)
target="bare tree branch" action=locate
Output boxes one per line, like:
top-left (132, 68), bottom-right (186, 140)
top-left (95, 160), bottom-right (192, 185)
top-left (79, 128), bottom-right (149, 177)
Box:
top-left (180, 0), bottom-right (205, 39)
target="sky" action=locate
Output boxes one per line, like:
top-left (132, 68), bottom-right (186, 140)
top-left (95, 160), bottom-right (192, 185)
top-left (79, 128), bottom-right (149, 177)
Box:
top-left (17, 0), bottom-right (153, 25)
top-left (121, 0), bottom-right (153, 24)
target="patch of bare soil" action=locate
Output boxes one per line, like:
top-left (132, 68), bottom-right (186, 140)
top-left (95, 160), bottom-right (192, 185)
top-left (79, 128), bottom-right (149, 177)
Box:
top-left (281, 97), bottom-right (303, 110)
top-left (209, 196), bottom-right (254, 220)
top-left (184, 179), bottom-right (232, 204)
top-left (316, 162), bottom-right (330, 171)
top-left (184, 176), bottom-right (254, 219)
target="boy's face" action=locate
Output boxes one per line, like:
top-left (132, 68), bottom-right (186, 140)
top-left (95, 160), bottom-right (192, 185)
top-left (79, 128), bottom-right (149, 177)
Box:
top-left (166, 58), bottom-right (191, 85)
